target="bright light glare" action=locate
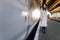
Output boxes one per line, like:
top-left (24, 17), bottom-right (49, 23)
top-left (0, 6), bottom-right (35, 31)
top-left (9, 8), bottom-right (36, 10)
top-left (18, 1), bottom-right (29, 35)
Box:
top-left (32, 9), bottom-right (40, 20)
top-left (22, 11), bottom-right (28, 16)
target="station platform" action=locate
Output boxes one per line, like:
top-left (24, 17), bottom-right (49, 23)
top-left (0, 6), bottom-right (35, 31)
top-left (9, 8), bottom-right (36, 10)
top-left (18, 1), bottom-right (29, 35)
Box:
top-left (39, 19), bottom-right (60, 40)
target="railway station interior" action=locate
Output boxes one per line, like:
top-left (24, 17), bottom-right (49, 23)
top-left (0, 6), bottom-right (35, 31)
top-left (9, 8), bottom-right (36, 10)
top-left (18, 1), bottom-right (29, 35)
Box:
top-left (0, 0), bottom-right (60, 40)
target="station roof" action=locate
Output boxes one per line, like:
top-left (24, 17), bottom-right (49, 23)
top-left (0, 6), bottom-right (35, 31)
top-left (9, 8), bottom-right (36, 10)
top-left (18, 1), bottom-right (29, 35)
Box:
top-left (29, 0), bottom-right (60, 14)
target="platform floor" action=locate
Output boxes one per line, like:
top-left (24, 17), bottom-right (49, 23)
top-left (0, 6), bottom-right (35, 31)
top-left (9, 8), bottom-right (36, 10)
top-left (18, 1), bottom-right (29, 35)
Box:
top-left (38, 19), bottom-right (60, 40)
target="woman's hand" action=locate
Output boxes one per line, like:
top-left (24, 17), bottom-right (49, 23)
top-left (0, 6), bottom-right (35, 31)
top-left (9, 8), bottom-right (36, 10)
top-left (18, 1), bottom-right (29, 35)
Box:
top-left (39, 18), bottom-right (42, 21)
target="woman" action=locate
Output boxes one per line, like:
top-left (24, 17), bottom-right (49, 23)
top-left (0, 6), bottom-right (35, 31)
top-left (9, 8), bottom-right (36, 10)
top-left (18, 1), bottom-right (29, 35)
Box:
top-left (39, 4), bottom-right (48, 34)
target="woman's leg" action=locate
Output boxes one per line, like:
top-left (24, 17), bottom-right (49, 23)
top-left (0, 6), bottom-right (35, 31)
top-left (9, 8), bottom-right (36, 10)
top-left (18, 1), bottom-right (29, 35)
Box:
top-left (42, 27), bottom-right (47, 33)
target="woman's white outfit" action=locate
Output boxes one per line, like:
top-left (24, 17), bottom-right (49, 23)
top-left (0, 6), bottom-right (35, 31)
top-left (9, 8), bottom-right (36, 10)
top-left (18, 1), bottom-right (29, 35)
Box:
top-left (39, 8), bottom-right (48, 27)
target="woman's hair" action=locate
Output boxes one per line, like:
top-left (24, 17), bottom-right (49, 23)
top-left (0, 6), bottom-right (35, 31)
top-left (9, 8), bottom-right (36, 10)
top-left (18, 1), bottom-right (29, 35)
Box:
top-left (42, 4), bottom-right (47, 10)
